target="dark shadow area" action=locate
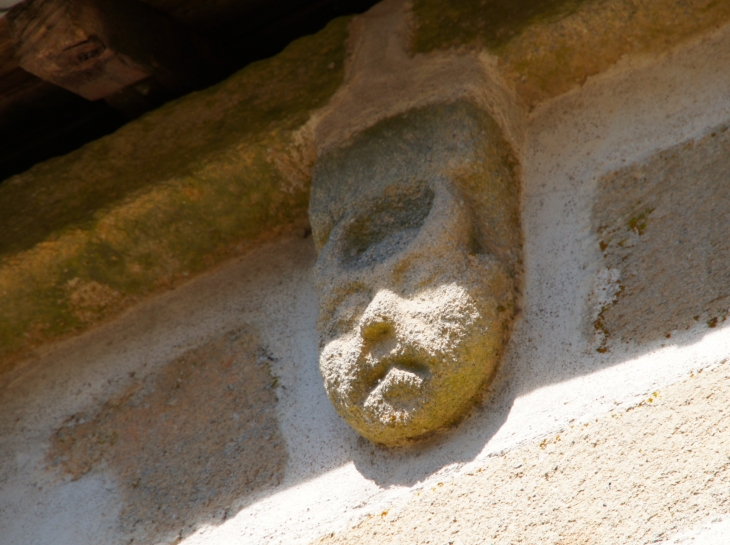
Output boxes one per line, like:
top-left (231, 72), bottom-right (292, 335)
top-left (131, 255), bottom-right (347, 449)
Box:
top-left (348, 358), bottom-right (517, 486)
top-left (0, 79), bottom-right (128, 186)
top-left (206, 0), bottom-right (375, 63)
top-left (0, 0), bottom-right (379, 183)
top-left (0, 17), bottom-right (347, 259)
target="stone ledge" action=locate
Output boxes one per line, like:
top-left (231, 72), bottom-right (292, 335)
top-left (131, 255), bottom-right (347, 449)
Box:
top-left (315, 362), bottom-right (730, 544)
top-left (3, 0), bottom-right (729, 376)
top-left (0, 16), bottom-right (349, 373)
top-left (413, 0), bottom-right (730, 108)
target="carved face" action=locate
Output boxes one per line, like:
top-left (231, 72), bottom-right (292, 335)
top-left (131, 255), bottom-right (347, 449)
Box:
top-left (310, 102), bottom-right (519, 446)
top-left (314, 178), bottom-right (514, 446)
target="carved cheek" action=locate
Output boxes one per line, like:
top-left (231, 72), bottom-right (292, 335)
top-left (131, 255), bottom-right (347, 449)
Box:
top-left (319, 336), bottom-right (354, 380)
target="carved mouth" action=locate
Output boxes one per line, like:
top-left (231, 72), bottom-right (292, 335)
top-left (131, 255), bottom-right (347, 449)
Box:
top-left (364, 357), bottom-right (431, 408)
top-left (369, 355), bottom-right (429, 385)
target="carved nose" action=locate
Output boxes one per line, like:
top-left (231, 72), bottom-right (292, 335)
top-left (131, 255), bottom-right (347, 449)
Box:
top-left (359, 290), bottom-right (398, 345)
top-left (360, 319), bottom-right (394, 344)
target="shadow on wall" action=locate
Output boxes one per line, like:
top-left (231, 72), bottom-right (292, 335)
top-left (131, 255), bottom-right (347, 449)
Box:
top-left (46, 326), bottom-right (287, 544)
top-left (343, 121), bottom-right (730, 485)
top-left (35, 123), bottom-right (730, 543)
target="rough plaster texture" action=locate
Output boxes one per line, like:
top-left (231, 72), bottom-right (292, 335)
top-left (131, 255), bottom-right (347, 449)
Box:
top-left (0, 236), bottom-right (318, 545)
top-left (659, 516), bottom-right (730, 545)
top-left (3, 1), bottom-right (730, 544)
top-left (47, 326), bottom-right (286, 543)
top-left (593, 126), bottom-right (730, 348)
top-left (310, 102), bottom-right (520, 446)
top-left (317, 362), bottom-right (730, 545)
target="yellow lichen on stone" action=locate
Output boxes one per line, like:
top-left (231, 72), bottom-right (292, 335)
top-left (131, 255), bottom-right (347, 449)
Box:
top-left (412, 0), bottom-right (730, 107)
top-left (0, 17), bottom-right (350, 373)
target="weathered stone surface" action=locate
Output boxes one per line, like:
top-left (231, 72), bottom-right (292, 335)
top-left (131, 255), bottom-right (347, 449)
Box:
top-left (310, 101), bottom-right (521, 446)
top-left (0, 16), bottom-right (349, 374)
top-left (4, 0), bottom-right (725, 380)
top-left (3, 3), bottom-right (730, 542)
top-left (47, 326), bottom-right (286, 543)
top-left (592, 125), bottom-right (730, 350)
top-left (315, 362), bottom-right (730, 544)
top-left (413, 0), bottom-right (730, 108)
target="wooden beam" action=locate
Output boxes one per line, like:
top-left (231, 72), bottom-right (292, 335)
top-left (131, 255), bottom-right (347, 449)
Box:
top-left (6, 0), bottom-right (226, 103)
top-left (0, 16), bottom-right (21, 80)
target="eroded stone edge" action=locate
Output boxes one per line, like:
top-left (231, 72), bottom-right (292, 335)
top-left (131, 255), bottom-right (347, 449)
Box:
top-left (0, 17), bottom-right (350, 373)
top-left (314, 362), bottom-right (730, 544)
top-left (3, 0), bottom-right (728, 375)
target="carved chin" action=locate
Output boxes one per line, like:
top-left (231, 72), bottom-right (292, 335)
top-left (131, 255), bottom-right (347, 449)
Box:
top-left (320, 333), bottom-right (498, 447)
top-left (317, 263), bottom-right (514, 446)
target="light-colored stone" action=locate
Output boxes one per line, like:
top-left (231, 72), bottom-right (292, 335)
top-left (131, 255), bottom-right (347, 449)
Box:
top-left (310, 101), bottom-right (521, 446)
top-left (315, 362), bottom-right (730, 545)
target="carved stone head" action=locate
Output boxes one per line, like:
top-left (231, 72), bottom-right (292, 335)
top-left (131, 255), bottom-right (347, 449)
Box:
top-left (309, 101), bottom-right (521, 446)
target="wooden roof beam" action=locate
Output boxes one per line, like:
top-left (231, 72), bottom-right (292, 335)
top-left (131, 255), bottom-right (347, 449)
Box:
top-left (6, 0), bottom-right (228, 116)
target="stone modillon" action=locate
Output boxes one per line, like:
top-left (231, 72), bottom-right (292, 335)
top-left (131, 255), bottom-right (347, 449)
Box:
top-left (309, 101), bottom-right (522, 446)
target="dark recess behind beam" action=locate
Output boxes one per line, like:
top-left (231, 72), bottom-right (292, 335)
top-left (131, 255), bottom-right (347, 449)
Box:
top-left (0, 0), bottom-right (376, 184)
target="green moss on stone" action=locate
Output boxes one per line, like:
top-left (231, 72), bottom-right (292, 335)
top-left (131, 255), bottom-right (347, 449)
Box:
top-left (412, 0), bottom-right (730, 107)
top-left (0, 17), bottom-right (350, 372)
top-left (412, 0), bottom-right (586, 54)
top-left (0, 17), bottom-right (348, 255)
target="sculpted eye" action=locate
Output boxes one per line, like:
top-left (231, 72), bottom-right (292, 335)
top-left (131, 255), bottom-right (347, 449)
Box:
top-left (339, 182), bottom-right (434, 268)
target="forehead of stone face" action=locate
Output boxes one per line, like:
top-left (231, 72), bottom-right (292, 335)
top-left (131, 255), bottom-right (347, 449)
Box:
top-left (310, 101), bottom-right (497, 250)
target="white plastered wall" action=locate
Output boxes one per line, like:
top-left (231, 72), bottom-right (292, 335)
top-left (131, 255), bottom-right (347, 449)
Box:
top-left (2, 6), bottom-right (730, 545)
